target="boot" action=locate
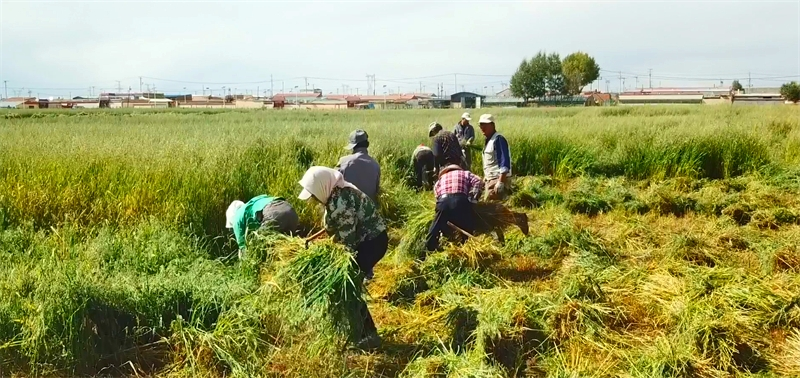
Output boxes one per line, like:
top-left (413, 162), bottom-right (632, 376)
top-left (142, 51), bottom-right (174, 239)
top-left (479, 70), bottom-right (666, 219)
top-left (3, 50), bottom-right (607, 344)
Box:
top-left (515, 213), bottom-right (529, 236)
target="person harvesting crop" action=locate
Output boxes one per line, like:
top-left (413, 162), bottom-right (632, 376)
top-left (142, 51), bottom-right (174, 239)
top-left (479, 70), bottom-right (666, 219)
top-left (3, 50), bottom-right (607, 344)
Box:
top-left (429, 122), bottom-right (467, 174)
top-left (425, 163), bottom-right (484, 253)
top-left (225, 194), bottom-right (299, 258)
top-left (336, 129), bottom-right (380, 203)
top-left (453, 112), bottom-right (475, 170)
top-left (297, 166), bottom-right (388, 350)
top-left (412, 144), bottom-right (436, 190)
top-left (478, 114), bottom-right (512, 201)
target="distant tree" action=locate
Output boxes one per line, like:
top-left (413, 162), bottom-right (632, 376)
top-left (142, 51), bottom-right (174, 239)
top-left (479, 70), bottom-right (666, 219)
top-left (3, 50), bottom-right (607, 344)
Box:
top-left (544, 53), bottom-right (566, 97)
top-left (509, 59), bottom-right (531, 101)
top-left (731, 80), bottom-right (744, 93)
top-left (511, 51), bottom-right (571, 101)
top-left (781, 82), bottom-right (800, 103)
top-left (562, 52), bottom-right (601, 95)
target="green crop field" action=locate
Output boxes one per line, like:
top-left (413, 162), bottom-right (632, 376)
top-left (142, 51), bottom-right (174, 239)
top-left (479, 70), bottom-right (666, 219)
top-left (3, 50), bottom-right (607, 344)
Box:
top-left (1, 106), bottom-right (800, 377)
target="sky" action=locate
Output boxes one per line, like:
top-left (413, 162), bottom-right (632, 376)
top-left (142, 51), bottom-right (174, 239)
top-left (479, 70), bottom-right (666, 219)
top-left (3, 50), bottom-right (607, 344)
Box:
top-left (1, 0), bottom-right (798, 98)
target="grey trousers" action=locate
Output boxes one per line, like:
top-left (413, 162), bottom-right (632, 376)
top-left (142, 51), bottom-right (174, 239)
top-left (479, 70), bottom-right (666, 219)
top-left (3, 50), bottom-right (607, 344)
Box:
top-left (258, 200), bottom-right (299, 235)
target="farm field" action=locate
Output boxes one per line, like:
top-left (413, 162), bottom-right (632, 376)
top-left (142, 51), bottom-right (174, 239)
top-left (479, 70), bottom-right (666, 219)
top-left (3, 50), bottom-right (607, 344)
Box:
top-left (1, 106), bottom-right (800, 377)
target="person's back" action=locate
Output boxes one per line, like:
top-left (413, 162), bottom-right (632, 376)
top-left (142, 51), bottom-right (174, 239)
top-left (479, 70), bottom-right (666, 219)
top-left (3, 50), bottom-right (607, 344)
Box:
top-left (338, 150), bottom-right (380, 202)
top-left (338, 129), bottom-right (381, 202)
top-left (412, 145), bottom-right (435, 190)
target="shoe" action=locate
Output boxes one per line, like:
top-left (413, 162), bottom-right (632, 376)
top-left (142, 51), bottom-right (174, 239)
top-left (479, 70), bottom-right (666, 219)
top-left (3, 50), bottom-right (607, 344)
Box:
top-left (355, 333), bottom-right (381, 351)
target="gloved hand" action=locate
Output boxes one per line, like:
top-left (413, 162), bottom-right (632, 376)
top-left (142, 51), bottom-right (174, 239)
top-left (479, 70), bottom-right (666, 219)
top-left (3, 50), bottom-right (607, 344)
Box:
top-left (495, 182), bottom-right (506, 195)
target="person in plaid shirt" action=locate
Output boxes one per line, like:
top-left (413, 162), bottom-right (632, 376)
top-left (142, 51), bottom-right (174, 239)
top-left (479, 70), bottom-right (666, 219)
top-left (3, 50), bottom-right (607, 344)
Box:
top-left (424, 164), bottom-right (484, 253)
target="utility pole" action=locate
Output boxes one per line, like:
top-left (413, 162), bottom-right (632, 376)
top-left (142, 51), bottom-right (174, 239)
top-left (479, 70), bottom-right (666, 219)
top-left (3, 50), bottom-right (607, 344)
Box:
top-left (635, 76), bottom-right (638, 90)
top-left (419, 81), bottom-right (422, 93)
top-left (454, 74), bottom-right (457, 95)
top-left (748, 72), bottom-right (752, 89)
top-left (257, 86), bottom-right (259, 98)
top-left (618, 71), bottom-right (622, 94)
top-left (270, 74), bottom-right (273, 97)
top-left (282, 81), bottom-right (285, 93)
top-left (3, 81), bottom-right (7, 99)
top-left (139, 77), bottom-right (143, 93)
top-left (648, 69), bottom-right (652, 89)
top-left (605, 79), bottom-right (610, 93)
top-left (116, 81), bottom-right (122, 93)
top-left (304, 77), bottom-right (308, 92)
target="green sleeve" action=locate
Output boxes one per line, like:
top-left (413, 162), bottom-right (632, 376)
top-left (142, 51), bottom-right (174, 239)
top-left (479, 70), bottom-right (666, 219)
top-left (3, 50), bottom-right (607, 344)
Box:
top-left (325, 190), bottom-right (360, 250)
top-left (233, 217), bottom-right (247, 250)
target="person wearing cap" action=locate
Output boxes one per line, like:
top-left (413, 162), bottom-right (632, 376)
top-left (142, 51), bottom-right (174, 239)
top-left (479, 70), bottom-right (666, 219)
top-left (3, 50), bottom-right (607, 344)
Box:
top-left (478, 114), bottom-right (513, 201)
top-left (297, 166), bottom-right (388, 350)
top-left (336, 129), bottom-right (381, 203)
top-left (412, 144), bottom-right (436, 190)
top-left (225, 195), bottom-right (299, 258)
top-left (425, 163), bottom-right (483, 253)
top-left (428, 122), bottom-right (466, 175)
top-left (453, 112), bottom-right (476, 170)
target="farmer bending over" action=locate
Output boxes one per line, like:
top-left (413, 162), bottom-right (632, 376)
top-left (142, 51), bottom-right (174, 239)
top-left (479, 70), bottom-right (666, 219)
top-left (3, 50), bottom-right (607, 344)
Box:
top-left (412, 144), bottom-right (436, 190)
top-left (425, 163), bottom-right (484, 253)
top-left (429, 122), bottom-right (467, 175)
top-left (297, 166), bottom-right (388, 350)
top-left (336, 129), bottom-right (380, 203)
top-left (479, 114), bottom-right (513, 201)
top-left (226, 195), bottom-right (299, 259)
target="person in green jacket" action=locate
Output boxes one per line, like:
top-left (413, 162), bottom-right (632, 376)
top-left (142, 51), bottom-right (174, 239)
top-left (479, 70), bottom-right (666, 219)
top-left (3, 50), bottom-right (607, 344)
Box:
top-left (225, 195), bottom-right (299, 258)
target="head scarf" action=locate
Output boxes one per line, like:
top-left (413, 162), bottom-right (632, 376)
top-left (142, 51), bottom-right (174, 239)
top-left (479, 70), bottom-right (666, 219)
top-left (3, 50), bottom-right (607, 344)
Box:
top-left (225, 200), bottom-right (245, 228)
top-left (298, 166), bottom-right (359, 204)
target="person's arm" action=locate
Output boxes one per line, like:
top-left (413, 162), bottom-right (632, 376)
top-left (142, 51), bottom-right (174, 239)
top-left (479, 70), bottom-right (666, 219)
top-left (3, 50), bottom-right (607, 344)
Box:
top-left (325, 191), bottom-right (361, 250)
top-left (233, 216), bottom-right (247, 251)
top-left (466, 126), bottom-right (475, 145)
top-left (496, 136), bottom-right (511, 181)
top-left (467, 172), bottom-right (484, 202)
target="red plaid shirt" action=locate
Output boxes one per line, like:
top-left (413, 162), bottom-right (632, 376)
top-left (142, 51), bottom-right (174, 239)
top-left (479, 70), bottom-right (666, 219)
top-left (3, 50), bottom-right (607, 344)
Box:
top-left (434, 168), bottom-right (483, 202)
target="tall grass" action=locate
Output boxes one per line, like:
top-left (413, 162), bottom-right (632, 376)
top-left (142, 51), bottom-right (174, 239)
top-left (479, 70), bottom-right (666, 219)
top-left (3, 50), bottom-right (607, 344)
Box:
top-left (1, 105), bottom-right (799, 376)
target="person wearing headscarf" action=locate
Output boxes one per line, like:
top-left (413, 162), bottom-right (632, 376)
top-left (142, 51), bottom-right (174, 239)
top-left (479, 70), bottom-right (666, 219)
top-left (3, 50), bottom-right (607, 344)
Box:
top-left (225, 194), bottom-right (299, 258)
top-left (297, 166), bottom-right (388, 350)
top-left (429, 122), bottom-right (467, 175)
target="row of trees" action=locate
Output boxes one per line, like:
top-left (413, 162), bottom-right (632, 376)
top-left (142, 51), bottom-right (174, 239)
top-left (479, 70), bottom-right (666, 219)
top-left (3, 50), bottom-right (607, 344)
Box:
top-left (509, 51), bottom-right (600, 102)
top-left (781, 82), bottom-right (800, 103)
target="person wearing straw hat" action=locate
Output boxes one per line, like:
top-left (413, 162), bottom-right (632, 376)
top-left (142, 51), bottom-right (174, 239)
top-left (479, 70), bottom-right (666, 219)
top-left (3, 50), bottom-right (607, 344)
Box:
top-left (428, 121), bottom-right (467, 175)
top-left (225, 195), bottom-right (299, 258)
top-left (336, 129), bottom-right (381, 203)
top-left (478, 114), bottom-right (513, 201)
top-left (453, 112), bottom-right (475, 170)
top-left (297, 166), bottom-right (387, 350)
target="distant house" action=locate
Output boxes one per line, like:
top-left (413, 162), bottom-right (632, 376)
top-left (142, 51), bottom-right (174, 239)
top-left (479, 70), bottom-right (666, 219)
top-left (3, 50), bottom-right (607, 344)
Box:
top-left (732, 93), bottom-right (785, 106)
top-left (495, 88), bottom-right (513, 98)
top-left (482, 96), bottom-right (525, 108)
top-left (618, 94), bottom-right (704, 105)
top-left (0, 101), bottom-right (23, 109)
top-left (450, 92), bottom-right (485, 109)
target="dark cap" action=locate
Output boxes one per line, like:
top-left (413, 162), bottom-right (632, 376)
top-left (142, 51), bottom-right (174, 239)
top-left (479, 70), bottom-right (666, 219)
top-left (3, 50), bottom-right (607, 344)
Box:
top-left (345, 129), bottom-right (369, 149)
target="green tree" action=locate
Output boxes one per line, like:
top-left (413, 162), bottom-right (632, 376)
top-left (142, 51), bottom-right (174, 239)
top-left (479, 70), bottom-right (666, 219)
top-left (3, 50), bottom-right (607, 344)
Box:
top-left (731, 80), bottom-right (744, 93)
top-left (562, 52), bottom-right (601, 95)
top-left (544, 53), bottom-right (566, 97)
top-left (509, 59), bottom-right (531, 101)
top-left (780, 82), bottom-right (800, 103)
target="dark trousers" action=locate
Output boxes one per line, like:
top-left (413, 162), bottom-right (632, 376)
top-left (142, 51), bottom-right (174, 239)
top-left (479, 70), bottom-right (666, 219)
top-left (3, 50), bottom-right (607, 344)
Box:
top-left (353, 231), bottom-right (389, 337)
top-left (425, 194), bottom-right (476, 252)
top-left (413, 150), bottom-right (435, 190)
top-left (257, 200), bottom-right (299, 235)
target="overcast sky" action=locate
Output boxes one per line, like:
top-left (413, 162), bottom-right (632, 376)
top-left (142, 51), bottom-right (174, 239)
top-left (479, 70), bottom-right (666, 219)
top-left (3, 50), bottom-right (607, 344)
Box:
top-left (1, 0), bottom-right (798, 98)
